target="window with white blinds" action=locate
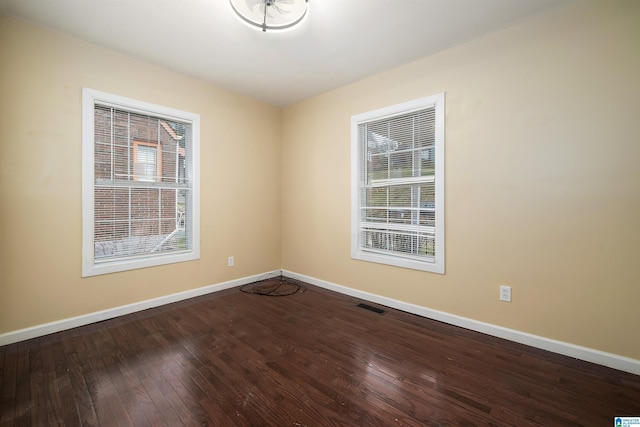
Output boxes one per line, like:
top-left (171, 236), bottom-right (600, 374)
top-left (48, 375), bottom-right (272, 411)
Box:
top-left (134, 144), bottom-right (158, 182)
top-left (82, 88), bottom-right (200, 277)
top-left (351, 94), bottom-right (444, 273)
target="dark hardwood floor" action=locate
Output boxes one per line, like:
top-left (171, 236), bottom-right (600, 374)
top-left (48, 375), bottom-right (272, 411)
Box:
top-left (1, 277), bottom-right (639, 426)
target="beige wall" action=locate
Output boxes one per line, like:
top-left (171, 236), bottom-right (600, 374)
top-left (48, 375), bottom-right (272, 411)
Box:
top-left (0, 16), bottom-right (282, 333)
top-left (281, 0), bottom-right (640, 359)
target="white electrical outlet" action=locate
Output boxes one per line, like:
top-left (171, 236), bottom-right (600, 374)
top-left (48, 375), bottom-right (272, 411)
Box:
top-left (499, 285), bottom-right (512, 302)
top-left (228, 256), bottom-right (234, 267)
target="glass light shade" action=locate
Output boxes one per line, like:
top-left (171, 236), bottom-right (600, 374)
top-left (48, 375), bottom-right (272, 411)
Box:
top-left (230, 0), bottom-right (308, 32)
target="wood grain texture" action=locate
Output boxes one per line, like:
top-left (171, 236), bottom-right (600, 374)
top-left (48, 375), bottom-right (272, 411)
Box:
top-left (1, 278), bottom-right (639, 426)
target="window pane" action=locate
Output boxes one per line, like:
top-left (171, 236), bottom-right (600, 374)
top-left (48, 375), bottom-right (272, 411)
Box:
top-left (389, 186), bottom-right (411, 207)
top-left (113, 110), bottom-right (131, 180)
top-left (91, 104), bottom-right (192, 262)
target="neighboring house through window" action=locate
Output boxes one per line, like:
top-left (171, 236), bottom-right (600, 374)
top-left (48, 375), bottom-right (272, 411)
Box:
top-left (82, 88), bottom-right (200, 277)
top-left (351, 93), bottom-right (445, 273)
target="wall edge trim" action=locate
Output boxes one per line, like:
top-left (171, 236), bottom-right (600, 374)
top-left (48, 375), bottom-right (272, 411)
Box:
top-left (0, 269), bottom-right (282, 346)
top-left (282, 270), bottom-right (640, 376)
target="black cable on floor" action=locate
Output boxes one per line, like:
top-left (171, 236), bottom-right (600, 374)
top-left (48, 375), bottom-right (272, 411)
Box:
top-left (239, 275), bottom-right (306, 297)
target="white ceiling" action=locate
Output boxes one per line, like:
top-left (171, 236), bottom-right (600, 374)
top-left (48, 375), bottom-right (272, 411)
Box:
top-left (0, 0), bottom-right (573, 106)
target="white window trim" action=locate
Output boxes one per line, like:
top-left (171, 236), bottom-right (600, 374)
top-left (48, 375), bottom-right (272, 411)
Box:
top-left (82, 88), bottom-right (200, 277)
top-left (351, 93), bottom-right (445, 274)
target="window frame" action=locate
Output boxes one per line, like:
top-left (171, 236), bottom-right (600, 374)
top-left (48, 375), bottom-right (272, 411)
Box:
top-left (351, 93), bottom-right (445, 274)
top-left (82, 88), bottom-right (200, 277)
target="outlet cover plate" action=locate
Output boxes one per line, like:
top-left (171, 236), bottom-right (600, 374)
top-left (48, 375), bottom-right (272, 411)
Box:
top-left (500, 285), bottom-right (512, 302)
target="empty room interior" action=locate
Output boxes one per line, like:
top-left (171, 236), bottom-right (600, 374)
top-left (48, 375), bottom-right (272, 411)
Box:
top-left (1, 0), bottom-right (640, 425)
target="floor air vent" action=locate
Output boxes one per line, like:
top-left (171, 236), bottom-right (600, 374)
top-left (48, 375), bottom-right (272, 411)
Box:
top-left (357, 303), bottom-right (386, 315)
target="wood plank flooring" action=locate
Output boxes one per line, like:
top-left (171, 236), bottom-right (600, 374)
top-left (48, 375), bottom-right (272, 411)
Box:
top-left (1, 277), bottom-right (639, 426)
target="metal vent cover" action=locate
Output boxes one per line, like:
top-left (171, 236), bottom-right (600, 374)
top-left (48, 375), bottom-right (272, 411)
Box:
top-left (357, 303), bottom-right (386, 315)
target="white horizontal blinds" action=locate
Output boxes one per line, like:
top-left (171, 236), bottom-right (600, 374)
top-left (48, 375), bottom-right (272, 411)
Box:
top-left (93, 105), bottom-right (192, 261)
top-left (359, 107), bottom-right (437, 260)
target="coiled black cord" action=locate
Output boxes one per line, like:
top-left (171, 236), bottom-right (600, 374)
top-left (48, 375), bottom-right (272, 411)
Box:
top-left (239, 275), bottom-right (306, 297)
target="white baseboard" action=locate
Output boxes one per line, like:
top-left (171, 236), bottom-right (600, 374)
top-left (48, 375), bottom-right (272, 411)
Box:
top-left (283, 270), bottom-right (640, 376)
top-left (4, 268), bottom-right (638, 376)
top-left (0, 270), bottom-right (282, 347)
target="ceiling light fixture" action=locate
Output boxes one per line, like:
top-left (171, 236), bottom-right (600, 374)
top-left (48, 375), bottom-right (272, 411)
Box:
top-left (229, 0), bottom-right (309, 32)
